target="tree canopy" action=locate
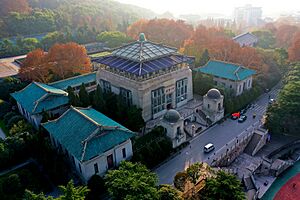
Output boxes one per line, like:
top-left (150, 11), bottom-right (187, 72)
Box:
top-left (19, 42), bottom-right (91, 83)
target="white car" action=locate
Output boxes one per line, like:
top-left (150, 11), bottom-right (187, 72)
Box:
top-left (204, 143), bottom-right (215, 153)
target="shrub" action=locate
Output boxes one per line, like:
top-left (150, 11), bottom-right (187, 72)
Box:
top-left (3, 111), bottom-right (18, 124)
top-left (87, 175), bottom-right (106, 199)
top-left (0, 99), bottom-right (10, 118)
top-left (7, 115), bottom-right (24, 129)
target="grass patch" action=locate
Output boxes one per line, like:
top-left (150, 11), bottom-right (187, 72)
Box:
top-left (0, 119), bottom-right (8, 136)
top-left (0, 162), bottom-right (52, 199)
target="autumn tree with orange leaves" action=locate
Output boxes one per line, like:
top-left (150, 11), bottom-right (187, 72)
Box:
top-left (20, 43), bottom-right (91, 83)
top-left (0, 0), bottom-right (31, 16)
top-left (127, 19), bottom-right (193, 48)
top-left (288, 31), bottom-right (300, 62)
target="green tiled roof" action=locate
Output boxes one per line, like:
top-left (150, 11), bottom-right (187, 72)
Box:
top-left (195, 60), bottom-right (256, 81)
top-left (49, 72), bottom-right (96, 90)
top-left (11, 82), bottom-right (69, 114)
top-left (42, 107), bottom-right (134, 162)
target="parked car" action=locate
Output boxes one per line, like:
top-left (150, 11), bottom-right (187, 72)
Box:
top-left (231, 112), bottom-right (240, 120)
top-left (238, 115), bottom-right (247, 123)
top-left (240, 108), bottom-right (247, 114)
top-left (269, 98), bottom-right (276, 105)
top-left (204, 143), bottom-right (215, 153)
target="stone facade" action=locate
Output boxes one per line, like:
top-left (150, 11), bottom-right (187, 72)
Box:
top-left (213, 76), bottom-right (253, 96)
top-left (202, 89), bottom-right (224, 123)
top-left (96, 66), bottom-right (193, 121)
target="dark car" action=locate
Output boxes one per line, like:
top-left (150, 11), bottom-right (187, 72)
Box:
top-left (238, 115), bottom-right (247, 123)
top-left (240, 108), bottom-right (247, 114)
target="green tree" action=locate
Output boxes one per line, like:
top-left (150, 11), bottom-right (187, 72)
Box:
top-left (200, 170), bottom-right (245, 200)
top-left (58, 180), bottom-right (89, 200)
top-left (158, 184), bottom-right (183, 200)
top-left (199, 49), bottom-right (210, 66)
top-left (67, 86), bottom-right (81, 107)
top-left (87, 175), bottom-right (106, 200)
top-left (105, 161), bottom-right (159, 200)
top-left (125, 106), bottom-right (145, 132)
top-left (186, 162), bottom-right (202, 184)
top-left (0, 99), bottom-right (10, 118)
top-left (9, 120), bottom-right (32, 135)
top-left (92, 85), bottom-right (105, 112)
top-left (173, 171), bottom-right (188, 192)
top-left (24, 190), bottom-right (54, 200)
top-left (96, 31), bottom-right (132, 48)
top-left (78, 83), bottom-right (90, 107)
top-left (252, 30), bottom-right (276, 49)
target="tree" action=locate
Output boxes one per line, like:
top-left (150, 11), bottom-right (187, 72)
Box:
top-left (20, 43), bottom-right (91, 83)
top-left (174, 172), bottom-right (189, 192)
top-left (186, 163), bottom-right (202, 185)
top-left (67, 86), bottom-right (81, 107)
top-left (0, 0), bottom-right (31, 16)
top-left (0, 99), bottom-right (10, 118)
top-left (19, 49), bottom-right (50, 83)
top-left (200, 170), bottom-right (245, 200)
top-left (199, 49), bottom-right (210, 66)
top-left (275, 24), bottom-right (299, 48)
top-left (288, 31), bottom-right (300, 62)
top-left (78, 83), bottom-right (90, 107)
top-left (47, 42), bottom-right (91, 80)
top-left (158, 184), bottom-right (183, 200)
top-left (9, 120), bottom-right (32, 136)
top-left (96, 31), bottom-right (132, 48)
top-left (252, 30), bottom-right (276, 49)
top-left (58, 180), bottom-right (89, 200)
top-left (92, 85), bottom-right (105, 112)
top-left (87, 175), bottom-right (106, 200)
top-left (105, 161), bottom-right (159, 200)
top-left (127, 19), bottom-right (193, 48)
top-left (24, 190), bottom-right (54, 200)
top-left (125, 106), bottom-right (145, 132)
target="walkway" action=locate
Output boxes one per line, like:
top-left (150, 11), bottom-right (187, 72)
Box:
top-left (0, 159), bottom-right (33, 176)
top-left (0, 128), bottom-right (6, 139)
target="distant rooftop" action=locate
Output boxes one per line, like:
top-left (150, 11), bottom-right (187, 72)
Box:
top-left (233, 32), bottom-right (258, 47)
top-left (195, 60), bottom-right (256, 81)
top-left (11, 82), bottom-right (69, 114)
top-left (49, 72), bottom-right (96, 90)
top-left (42, 107), bottom-right (134, 162)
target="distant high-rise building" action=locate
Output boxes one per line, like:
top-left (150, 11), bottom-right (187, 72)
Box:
top-left (234, 4), bottom-right (262, 27)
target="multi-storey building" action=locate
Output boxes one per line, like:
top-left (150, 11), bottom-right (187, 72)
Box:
top-left (234, 4), bottom-right (262, 27)
top-left (93, 33), bottom-right (194, 121)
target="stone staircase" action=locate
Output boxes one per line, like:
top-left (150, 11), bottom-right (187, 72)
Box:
top-left (244, 133), bottom-right (263, 156)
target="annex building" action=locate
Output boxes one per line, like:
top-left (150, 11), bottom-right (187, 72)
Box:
top-left (195, 60), bottom-right (256, 96)
top-left (11, 72), bottom-right (97, 128)
top-left (42, 106), bottom-right (134, 183)
top-left (93, 33), bottom-right (194, 121)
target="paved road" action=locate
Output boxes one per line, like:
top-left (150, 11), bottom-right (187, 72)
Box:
top-left (0, 128), bottom-right (6, 139)
top-left (155, 86), bottom-right (281, 184)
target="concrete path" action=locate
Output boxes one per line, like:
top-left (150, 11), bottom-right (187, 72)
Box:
top-left (0, 159), bottom-right (32, 176)
top-left (0, 128), bottom-right (6, 139)
top-left (155, 85), bottom-right (281, 184)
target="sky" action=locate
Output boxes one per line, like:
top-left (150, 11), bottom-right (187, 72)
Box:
top-left (116, 0), bottom-right (300, 18)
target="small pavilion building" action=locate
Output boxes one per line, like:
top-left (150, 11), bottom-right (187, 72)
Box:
top-left (93, 33), bottom-right (194, 121)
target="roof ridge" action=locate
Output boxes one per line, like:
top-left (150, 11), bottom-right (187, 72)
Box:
top-left (49, 72), bottom-right (96, 85)
top-left (35, 82), bottom-right (67, 95)
top-left (81, 127), bottom-right (100, 161)
top-left (32, 93), bottom-right (49, 113)
top-left (72, 106), bottom-right (103, 127)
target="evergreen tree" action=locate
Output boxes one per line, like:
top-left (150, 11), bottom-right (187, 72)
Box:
top-left (199, 49), bottom-right (210, 66)
top-left (67, 86), bottom-right (81, 106)
top-left (79, 83), bottom-right (90, 107)
top-left (92, 85), bottom-right (105, 112)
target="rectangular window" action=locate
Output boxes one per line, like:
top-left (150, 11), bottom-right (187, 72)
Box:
top-left (107, 154), bottom-right (114, 169)
top-left (101, 79), bottom-right (111, 93)
top-left (176, 78), bottom-right (188, 104)
top-left (151, 87), bottom-right (165, 115)
top-left (94, 163), bottom-right (99, 174)
top-left (122, 148), bottom-right (126, 158)
top-left (120, 87), bottom-right (132, 106)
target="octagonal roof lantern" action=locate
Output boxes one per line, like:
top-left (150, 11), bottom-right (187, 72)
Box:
top-left (139, 33), bottom-right (147, 42)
